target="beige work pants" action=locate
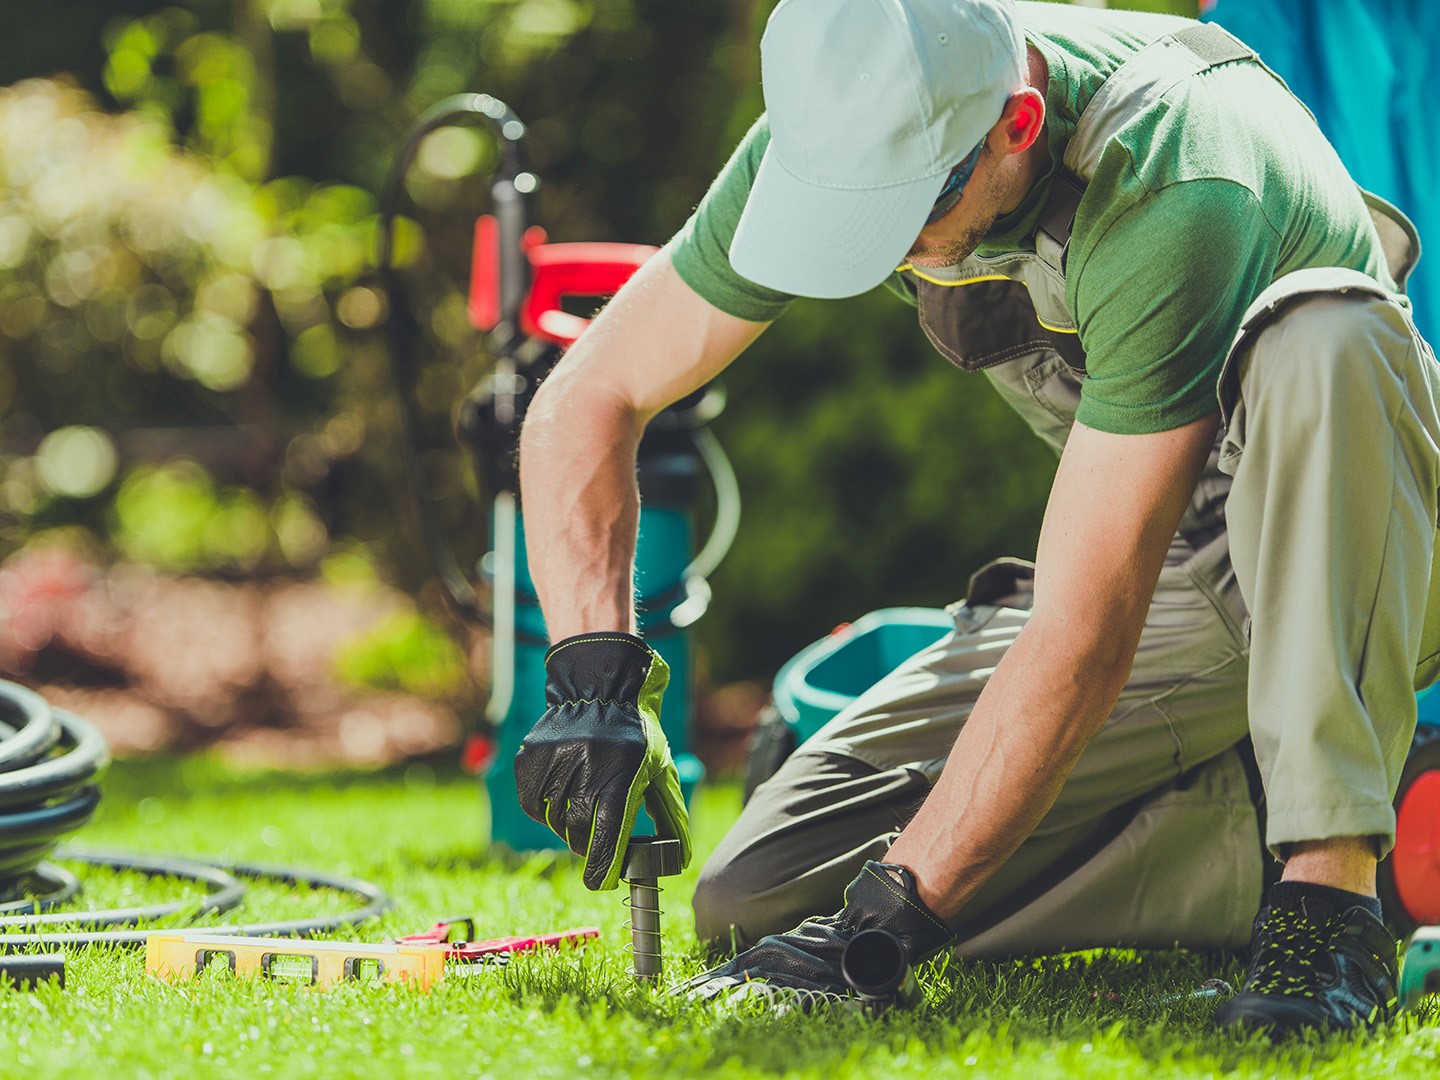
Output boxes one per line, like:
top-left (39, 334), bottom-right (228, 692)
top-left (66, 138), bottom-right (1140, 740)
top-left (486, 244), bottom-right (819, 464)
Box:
top-left (694, 270), bottom-right (1440, 957)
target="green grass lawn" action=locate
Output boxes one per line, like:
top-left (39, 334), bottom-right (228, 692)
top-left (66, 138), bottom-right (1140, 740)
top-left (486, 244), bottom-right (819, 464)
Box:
top-left (1, 758), bottom-right (1437, 1078)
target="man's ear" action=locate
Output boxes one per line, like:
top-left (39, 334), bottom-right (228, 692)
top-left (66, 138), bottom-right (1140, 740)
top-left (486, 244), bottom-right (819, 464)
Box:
top-left (994, 87), bottom-right (1045, 156)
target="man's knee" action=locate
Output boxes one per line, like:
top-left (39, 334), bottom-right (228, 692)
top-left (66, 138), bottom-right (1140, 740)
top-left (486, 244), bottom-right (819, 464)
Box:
top-left (691, 861), bottom-right (742, 952)
top-left (692, 856), bottom-right (780, 954)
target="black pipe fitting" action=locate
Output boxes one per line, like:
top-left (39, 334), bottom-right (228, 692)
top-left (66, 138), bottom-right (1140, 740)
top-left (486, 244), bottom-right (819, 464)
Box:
top-left (840, 928), bottom-right (921, 1010)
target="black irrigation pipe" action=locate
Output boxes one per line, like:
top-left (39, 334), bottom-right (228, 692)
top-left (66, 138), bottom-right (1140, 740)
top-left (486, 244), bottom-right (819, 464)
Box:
top-left (0, 850), bottom-right (245, 928)
top-left (0, 852), bottom-right (394, 951)
top-left (0, 681), bottom-right (393, 952)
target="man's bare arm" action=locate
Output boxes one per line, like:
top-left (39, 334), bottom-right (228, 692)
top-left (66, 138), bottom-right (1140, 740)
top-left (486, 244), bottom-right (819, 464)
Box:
top-left (518, 251), bottom-right (770, 640)
top-left (886, 411), bottom-right (1221, 917)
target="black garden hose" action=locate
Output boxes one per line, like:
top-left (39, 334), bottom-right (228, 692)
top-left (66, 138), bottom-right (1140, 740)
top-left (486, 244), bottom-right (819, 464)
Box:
top-left (0, 852), bottom-right (394, 951)
top-left (0, 681), bottom-right (393, 950)
top-left (0, 682), bottom-right (107, 905)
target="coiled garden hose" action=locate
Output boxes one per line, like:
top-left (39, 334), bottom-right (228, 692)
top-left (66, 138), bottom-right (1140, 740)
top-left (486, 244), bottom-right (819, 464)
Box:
top-left (0, 682), bottom-right (107, 905)
top-left (0, 681), bottom-right (393, 951)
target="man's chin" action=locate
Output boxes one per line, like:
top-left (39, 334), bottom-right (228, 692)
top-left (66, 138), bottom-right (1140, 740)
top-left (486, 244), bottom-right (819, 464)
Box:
top-left (904, 251), bottom-right (960, 269)
top-left (904, 239), bottom-right (981, 268)
top-left (910, 252), bottom-right (967, 270)
top-left (905, 214), bottom-right (993, 269)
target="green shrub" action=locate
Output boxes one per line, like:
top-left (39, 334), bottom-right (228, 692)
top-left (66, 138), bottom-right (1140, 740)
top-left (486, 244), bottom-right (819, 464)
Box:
top-left (334, 608), bottom-right (468, 699)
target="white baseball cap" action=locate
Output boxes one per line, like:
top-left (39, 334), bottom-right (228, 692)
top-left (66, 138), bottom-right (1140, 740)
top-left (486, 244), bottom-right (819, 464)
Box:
top-left (730, 0), bottom-right (1026, 298)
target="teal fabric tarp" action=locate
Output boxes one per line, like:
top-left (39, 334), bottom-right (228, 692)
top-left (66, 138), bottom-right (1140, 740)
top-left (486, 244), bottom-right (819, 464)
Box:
top-left (1205, 0), bottom-right (1438, 341)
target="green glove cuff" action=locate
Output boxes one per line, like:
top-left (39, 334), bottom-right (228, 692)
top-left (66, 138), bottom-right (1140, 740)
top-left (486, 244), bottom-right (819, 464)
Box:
top-left (587, 639), bottom-right (685, 891)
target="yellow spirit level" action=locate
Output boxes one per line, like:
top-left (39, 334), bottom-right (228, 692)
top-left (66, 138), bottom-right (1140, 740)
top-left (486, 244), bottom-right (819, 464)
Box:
top-left (145, 932), bottom-right (448, 989)
top-left (144, 925), bottom-right (600, 990)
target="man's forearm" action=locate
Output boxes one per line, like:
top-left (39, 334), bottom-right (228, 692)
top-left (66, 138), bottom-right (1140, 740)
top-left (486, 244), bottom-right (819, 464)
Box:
top-left (884, 612), bottom-right (1139, 919)
top-left (886, 415), bottom-right (1218, 920)
top-left (518, 376), bottom-right (644, 639)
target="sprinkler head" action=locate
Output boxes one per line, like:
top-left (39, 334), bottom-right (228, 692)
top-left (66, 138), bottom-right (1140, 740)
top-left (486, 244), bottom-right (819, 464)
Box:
top-left (622, 837), bottom-right (684, 880)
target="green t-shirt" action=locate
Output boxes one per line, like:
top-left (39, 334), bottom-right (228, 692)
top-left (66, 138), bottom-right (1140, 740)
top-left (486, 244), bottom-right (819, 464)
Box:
top-left (666, 3), bottom-right (1394, 435)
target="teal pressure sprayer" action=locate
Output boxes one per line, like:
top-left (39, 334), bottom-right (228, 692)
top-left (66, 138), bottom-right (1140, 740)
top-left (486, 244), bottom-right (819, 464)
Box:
top-left (379, 95), bottom-right (732, 851)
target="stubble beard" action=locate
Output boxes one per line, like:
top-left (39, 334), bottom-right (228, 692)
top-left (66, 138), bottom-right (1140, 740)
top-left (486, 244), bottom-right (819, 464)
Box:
top-left (905, 184), bottom-right (1006, 268)
top-left (905, 216), bottom-right (996, 268)
top-left (905, 158), bottom-right (1011, 268)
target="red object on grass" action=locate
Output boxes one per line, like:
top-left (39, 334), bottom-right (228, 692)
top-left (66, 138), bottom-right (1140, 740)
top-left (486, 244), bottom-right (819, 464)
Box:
top-left (397, 920), bottom-right (600, 962)
top-left (468, 214), bottom-right (657, 347)
top-left (1394, 770), bottom-right (1440, 924)
top-left (445, 928), bottom-right (600, 961)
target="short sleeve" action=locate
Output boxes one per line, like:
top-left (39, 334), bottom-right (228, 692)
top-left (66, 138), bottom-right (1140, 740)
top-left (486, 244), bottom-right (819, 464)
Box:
top-left (664, 116), bottom-right (796, 323)
top-left (1071, 179), bottom-right (1280, 434)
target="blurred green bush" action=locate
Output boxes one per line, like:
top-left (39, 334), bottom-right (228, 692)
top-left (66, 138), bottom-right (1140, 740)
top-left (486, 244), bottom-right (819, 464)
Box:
top-left (334, 607), bottom-right (469, 699)
top-left (0, 0), bottom-right (1193, 682)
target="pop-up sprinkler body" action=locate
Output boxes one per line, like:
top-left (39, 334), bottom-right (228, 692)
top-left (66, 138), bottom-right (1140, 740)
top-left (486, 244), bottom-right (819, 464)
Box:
top-left (622, 837), bottom-right (683, 983)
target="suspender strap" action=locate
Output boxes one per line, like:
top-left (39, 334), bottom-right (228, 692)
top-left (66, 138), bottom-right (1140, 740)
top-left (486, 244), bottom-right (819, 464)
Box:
top-left (1035, 22), bottom-right (1258, 276)
top-left (1064, 22), bottom-right (1257, 181)
top-left (1035, 171), bottom-right (1085, 280)
top-left (1170, 23), bottom-right (1255, 68)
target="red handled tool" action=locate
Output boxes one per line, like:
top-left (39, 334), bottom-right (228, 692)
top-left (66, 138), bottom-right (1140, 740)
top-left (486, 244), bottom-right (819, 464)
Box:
top-left (396, 919), bottom-right (600, 966)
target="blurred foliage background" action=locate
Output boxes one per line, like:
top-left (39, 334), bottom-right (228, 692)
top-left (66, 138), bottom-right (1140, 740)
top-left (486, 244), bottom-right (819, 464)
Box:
top-left (0, 0), bottom-right (1195, 701)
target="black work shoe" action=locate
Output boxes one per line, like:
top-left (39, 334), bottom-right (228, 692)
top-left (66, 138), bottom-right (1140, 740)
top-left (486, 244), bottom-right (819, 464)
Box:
top-left (1215, 887), bottom-right (1399, 1035)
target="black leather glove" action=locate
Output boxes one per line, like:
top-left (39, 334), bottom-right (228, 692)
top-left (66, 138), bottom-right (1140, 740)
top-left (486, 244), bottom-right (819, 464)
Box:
top-left (675, 861), bottom-right (955, 1007)
top-left (513, 632), bottom-right (691, 891)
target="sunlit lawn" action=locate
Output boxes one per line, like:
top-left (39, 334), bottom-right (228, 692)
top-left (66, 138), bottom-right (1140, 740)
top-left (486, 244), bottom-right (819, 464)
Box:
top-left (0, 758), bottom-right (1436, 1078)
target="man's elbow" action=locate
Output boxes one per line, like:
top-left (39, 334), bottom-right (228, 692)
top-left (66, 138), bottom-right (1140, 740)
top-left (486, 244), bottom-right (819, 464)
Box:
top-left (522, 369), bottom-right (569, 437)
top-left (523, 355), bottom-right (643, 447)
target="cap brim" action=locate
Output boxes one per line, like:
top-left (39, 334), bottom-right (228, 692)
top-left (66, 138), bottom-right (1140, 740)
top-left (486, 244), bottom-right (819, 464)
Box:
top-left (730, 148), bottom-right (946, 300)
